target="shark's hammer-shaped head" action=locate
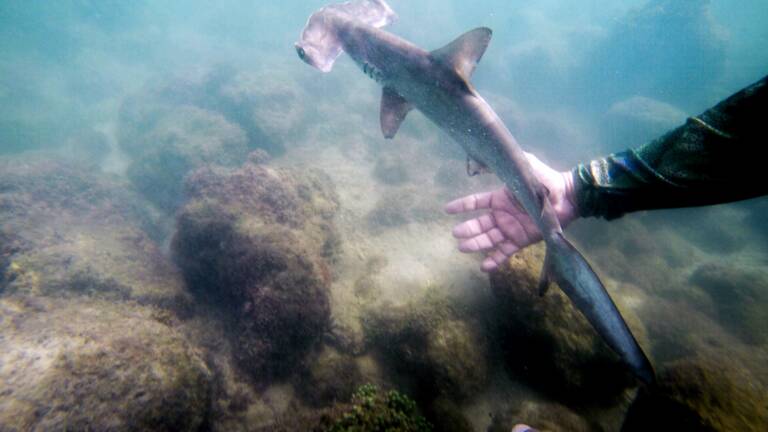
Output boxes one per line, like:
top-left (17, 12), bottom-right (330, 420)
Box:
top-left (295, 0), bottom-right (396, 73)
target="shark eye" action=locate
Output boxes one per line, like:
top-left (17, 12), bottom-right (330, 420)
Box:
top-left (297, 46), bottom-right (307, 60)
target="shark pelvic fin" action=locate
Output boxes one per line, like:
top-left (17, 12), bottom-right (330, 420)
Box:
top-left (466, 156), bottom-right (491, 176)
top-left (380, 86), bottom-right (413, 139)
top-left (431, 27), bottom-right (492, 81)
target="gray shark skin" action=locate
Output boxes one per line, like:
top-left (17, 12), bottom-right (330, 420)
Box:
top-left (296, 0), bottom-right (654, 384)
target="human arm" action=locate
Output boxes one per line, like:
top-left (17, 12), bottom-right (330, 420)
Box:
top-left (446, 75), bottom-right (768, 271)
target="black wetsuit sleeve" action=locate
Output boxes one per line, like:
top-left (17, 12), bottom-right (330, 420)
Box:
top-left (572, 75), bottom-right (768, 220)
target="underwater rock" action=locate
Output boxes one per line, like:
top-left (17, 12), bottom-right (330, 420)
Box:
top-left (294, 345), bottom-right (362, 407)
top-left (120, 103), bottom-right (251, 212)
top-left (488, 243), bottom-right (642, 406)
top-left (362, 291), bottom-right (489, 402)
top-left (584, 0), bottom-right (725, 111)
top-left (196, 66), bottom-right (305, 156)
top-left (689, 263), bottom-right (768, 345)
top-left (171, 157), bottom-right (340, 381)
top-left (0, 157), bottom-right (188, 307)
top-left (0, 295), bottom-right (211, 431)
top-left (312, 384), bottom-right (432, 432)
top-left (622, 354), bottom-right (768, 431)
top-left (487, 400), bottom-right (593, 432)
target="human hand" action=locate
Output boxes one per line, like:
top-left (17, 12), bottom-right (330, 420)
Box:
top-left (444, 152), bottom-right (578, 272)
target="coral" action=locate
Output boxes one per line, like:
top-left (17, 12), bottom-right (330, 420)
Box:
top-left (0, 295), bottom-right (211, 431)
top-left (0, 157), bottom-right (188, 308)
top-left (689, 263), bottom-right (768, 345)
top-left (488, 243), bottom-right (644, 406)
top-left (315, 384), bottom-right (432, 432)
top-left (171, 158), bottom-right (340, 381)
top-left (361, 290), bottom-right (489, 402)
top-left (622, 354), bottom-right (768, 431)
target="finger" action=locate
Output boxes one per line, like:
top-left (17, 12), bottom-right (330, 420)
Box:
top-left (481, 249), bottom-right (509, 272)
top-left (458, 228), bottom-right (506, 252)
top-left (498, 241), bottom-right (519, 256)
top-left (452, 214), bottom-right (496, 238)
top-left (444, 191), bottom-right (494, 214)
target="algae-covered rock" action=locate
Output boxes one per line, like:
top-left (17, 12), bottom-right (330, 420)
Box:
top-left (622, 355), bottom-right (768, 432)
top-left (489, 243), bottom-right (644, 405)
top-left (120, 103), bottom-right (250, 212)
top-left (689, 263), bottom-right (768, 345)
top-left (362, 291), bottom-right (489, 402)
top-left (295, 345), bottom-right (362, 407)
top-left (0, 157), bottom-right (188, 307)
top-left (118, 66), bottom-right (308, 212)
top-left (314, 384), bottom-right (433, 432)
top-left (171, 157), bottom-right (340, 380)
top-left (197, 66), bottom-right (306, 155)
top-left (0, 296), bottom-right (211, 431)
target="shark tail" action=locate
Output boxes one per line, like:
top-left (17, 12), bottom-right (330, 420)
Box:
top-left (296, 0), bottom-right (396, 72)
top-left (543, 231), bottom-right (656, 384)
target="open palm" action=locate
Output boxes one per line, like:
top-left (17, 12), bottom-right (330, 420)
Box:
top-left (445, 153), bottom-right (578, 272)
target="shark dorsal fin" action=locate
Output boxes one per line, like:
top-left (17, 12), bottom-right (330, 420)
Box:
top-left (380, 86), bottom-right (413, 139)
top-left (431, 27), bottom-right (492, 81)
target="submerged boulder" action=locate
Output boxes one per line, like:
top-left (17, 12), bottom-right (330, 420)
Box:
top-left (0, 157), bottom-right (188, 308)
top-left (0, 296), bottom-right (211, 431)
top-left (623, 355), bottom-right (768, 431)
top-left (488, 243), bottom-right (644, 406)
top-left (171, 155), bottom-right (340, 381)
top-left (294, 345), bottom-right (362, 407)
top-left (362, 291), bottom-right (489, 403)
top-left (119, 103), bottom-right (250, 212)
top-left (689, 263), bottom-right (768, 345)
top-left (117, 65), bottom-right (309, 212)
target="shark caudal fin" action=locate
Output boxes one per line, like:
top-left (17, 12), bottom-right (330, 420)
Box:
top-left (296, 0), bottom-right (397, 72)
top-left (544, 232), bottom-right (655, 384)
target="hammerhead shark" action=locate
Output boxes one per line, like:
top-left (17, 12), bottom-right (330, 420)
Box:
top-left (296, 0), bottom-right (654, 383)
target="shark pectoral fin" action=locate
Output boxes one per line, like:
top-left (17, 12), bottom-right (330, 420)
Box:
top-left (431, 27), bottom-right (492, 81)
top-left (466, 155), bottom-right (491, 176)
top-left (380, 87), bottom-right (413, 139)
top-left (537, 249), bottom-right (552, 297)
